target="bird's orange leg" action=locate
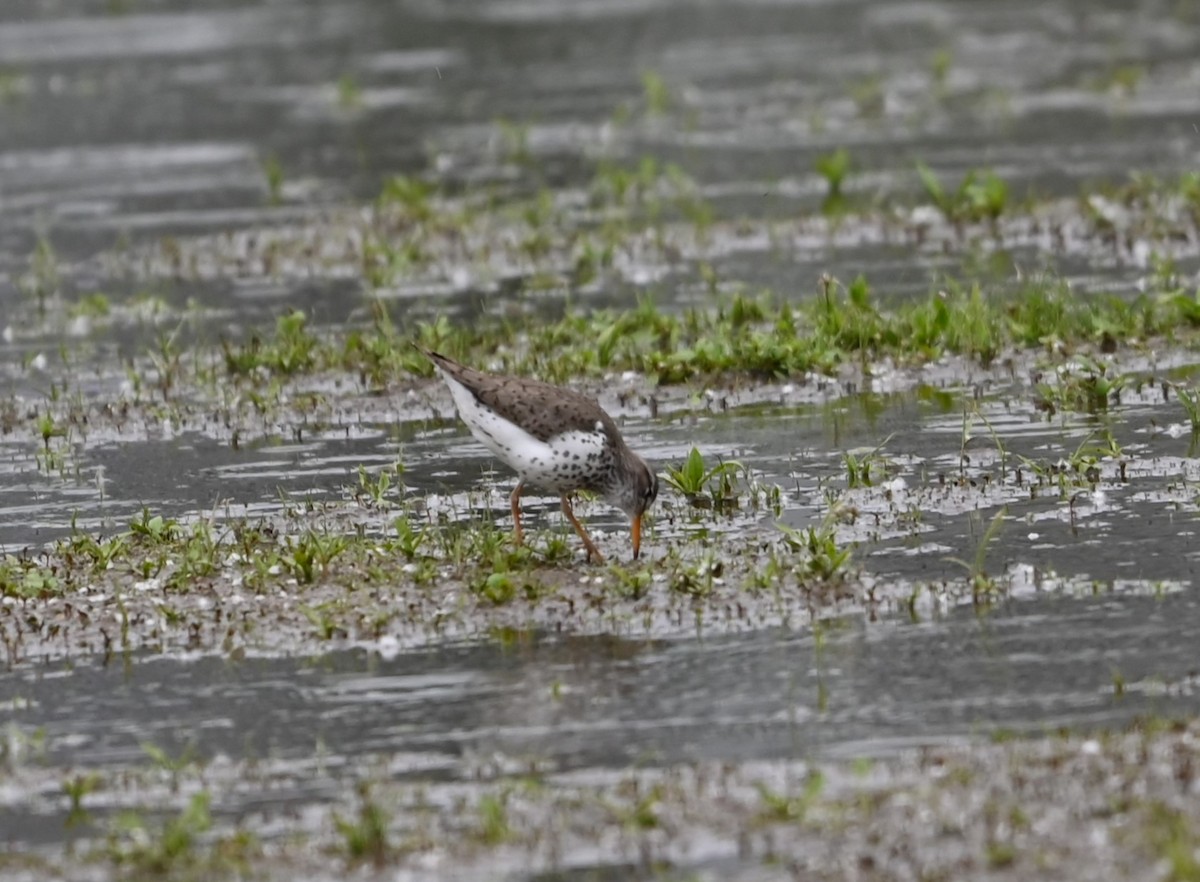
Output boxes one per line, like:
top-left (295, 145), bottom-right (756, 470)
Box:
top-left (560, 495), bottom-right (605, 563)
top-left (510, 480), bottom-right (527, 546)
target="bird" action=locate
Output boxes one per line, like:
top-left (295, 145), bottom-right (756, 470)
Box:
top-left (419, 347), bottom-right (658, 562)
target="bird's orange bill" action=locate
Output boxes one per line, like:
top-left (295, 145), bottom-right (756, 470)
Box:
top-left (631, 513), bottom-right (642, 560)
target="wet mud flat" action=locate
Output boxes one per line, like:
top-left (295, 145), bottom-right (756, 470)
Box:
top-left (5, 0), bottom-right (1200, 878)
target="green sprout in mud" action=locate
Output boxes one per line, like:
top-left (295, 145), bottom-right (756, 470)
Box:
top-left (0, 67), bottom-right (26, 102)
top-left (0, 725), bottom-right (47, 771)
top-left (105, 790), bottom-right (257, 879)
top-left (474, 792), bottom-right (515, 845)
top-left (71, 291), bottom-right (112, 319)
top-left (1145, 802), bottom-right (1200, 882)
top-left (930, 48), bottom-right (953, 94)
top-left (666, 551), bottom-right (722, 598)
top-left (260, 153), bottom-right (285, 205)
top-left (606, 562), bottom-right (652, 599)
top-left (842, 437), bottom-right (891, 489)
top-left (475, 571), bottom-right (517, 605)
top-left (1098, 64), bottom-right (1144, 97)
top-left (612, 783), bottom-right (663, 831)
top-left (223, 309), bottom-right (318, 377)
top-left (335, 783), bottom-right (392, 865)
top-left (391, 515), bottom-right (426, 560)
top-left (148, 325), bottom-right (186, 402)
top-left (285, 529), bottom-right (349, 584)
top-left (778, 521), bottom-right (853, 583)
top-left (495, 118), bottom-right (532, 166)
top-left (814, 148), bottom-right (852, 215)
top-left (850, 74), bottom-right (885, 118)
top-left (664, 447), bottom-right (745, 510)
top-left (20, 235), bottom-right (60, 315)
top-left (336, 73), bottom-right (363, 110)
top-left (355, 460), bottom-right (406, 508)
top-left (377, 174), bottom-right (436, 223)
top-left (1176, 386), bottom-right (1200, 435)
top-left (946, 506), bottom-right (1008, 602)
top-left (37, 412), bottom-right (66, 449)
top-left (640, 70), bottom-right (672, 116)
top-left (63, 772), bottom-right (103, 826)
top-left (1034, 355), bottom-right (1126, 416)
top-left (130, 509), bottom-right (179, 544)
top-left (112, 792), bottom-right (210, 863)
top-left (917, 162), bottom-right (1009, 226)
top-left (0, 554), bottom-right (60, 599)
top-left (300, 602), bottom-right (346, 640)
top-left (755, 771), bottom-right (825, 824)
top-left (142, 741), bottom-right (203, 793)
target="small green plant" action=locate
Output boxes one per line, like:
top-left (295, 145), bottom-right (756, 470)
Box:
top-left (947, 506), bottom-right (1008, 601)
top-left (285, 530), bottom-right (348, 584)
top-left (850, 74), bottom-right (884, 117)
top-left (666, 552), bottom-right (721, 598)
top-left (755, 771), bottom-right (825, 823)
top-left (71, 292), bottom-right (112, 318)
top-left (641, 70), bottom-right (671, 116)
top-left (778, 521), bottom-right (853, 583)
top-left (1177, 386), bottom-right (1200, 433)
top-left (495, 118), bottom-right (531, 166)
top-left (336, 73), bottom-right (363, 109)
top-left (0, 556), bottom-right (59, 599)
top-left (917, 162), bottom-right (1009, 225)
top-left (335, 783), bottom-right (391, 865)
top-left (20, 235), bottom-right (61, 313)
top-left (842, 438), bottom-right (891, 489)
top-left (607, 563), bottom-right (652, 599)
top-left (475, 792), bottom-right (512, 845)
top-left (1144, 801), bottom-right (1200, 881)
top-left (664, 447), bottom-right (744, 509)
top-left (814, 148), bottom-right (851, 214)
top-left (223, 310), bottom-right (319, 376)
top-left (392, 516), bottom-right (426, 560)
top-left (377, 175), bottom-right (435, 222)
top-left (477, 571), bottom-right (516, 605)
top-left (300, 603), bottom-right (344, 640)
top-left (0, 67), bottom-right (26, 102)
top-left (1034, 356), bottom-right (1125, 415)
top-left (66, 532), bottom-right (127, 574)
top-left (356, 462), bottom-right (405, 508)
top-left (107, 791), bottom-right (213, 876)
top-left (63, 772), bottom-right (104, 824)
top-left (261, 153), bottom-right (285, 204)
top-left (130, 509), bottom-right (179, 544)
top-left (37, 411), bottom-right (66, 449)
top-left (612, 783), bottom-right (662, 830)
top-left (1111, 667), bottom-right (1126, 697)
top-left (142, 741), bottom-right (200, 792)
top-left (931, 48), bottom-right (953, 93)
top-left (148, 325), bottom-right (185, 401)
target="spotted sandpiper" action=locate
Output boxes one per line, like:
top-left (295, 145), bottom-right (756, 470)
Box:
top-left (420, 348), bottom-right (658, 562)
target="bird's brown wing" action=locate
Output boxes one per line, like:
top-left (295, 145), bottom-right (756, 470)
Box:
top-left (423, 348), bottom-right (618, 443)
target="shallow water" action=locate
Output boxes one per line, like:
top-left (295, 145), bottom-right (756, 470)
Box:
top-left (3, 0), bottom-right (1200, 874)
top-left (6, 585), bottom-right (1200, 853)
